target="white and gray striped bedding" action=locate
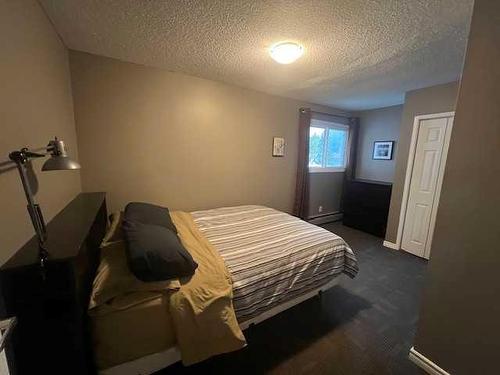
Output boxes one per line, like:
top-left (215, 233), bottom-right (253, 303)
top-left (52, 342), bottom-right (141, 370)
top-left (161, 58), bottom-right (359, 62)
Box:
top-left (191, 205), bottom-right (359, 322)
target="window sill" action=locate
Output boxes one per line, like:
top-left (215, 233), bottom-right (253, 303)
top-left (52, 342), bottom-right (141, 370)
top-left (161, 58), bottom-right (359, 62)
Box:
top-left (309, 167), bottom-right (346, 173)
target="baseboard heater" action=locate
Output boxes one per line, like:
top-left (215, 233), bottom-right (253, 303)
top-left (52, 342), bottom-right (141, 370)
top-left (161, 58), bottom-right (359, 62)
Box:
top-left (308, 211), bottom-right (343, 225)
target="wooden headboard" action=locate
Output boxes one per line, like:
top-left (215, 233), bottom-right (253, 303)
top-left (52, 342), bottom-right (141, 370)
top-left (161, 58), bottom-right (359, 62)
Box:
top-left (0, 192), bottom-right (107, 374)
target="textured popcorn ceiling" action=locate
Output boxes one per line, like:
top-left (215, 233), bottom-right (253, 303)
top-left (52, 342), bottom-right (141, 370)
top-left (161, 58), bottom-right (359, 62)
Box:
top-left (40, 0), bottom-right (473, 110)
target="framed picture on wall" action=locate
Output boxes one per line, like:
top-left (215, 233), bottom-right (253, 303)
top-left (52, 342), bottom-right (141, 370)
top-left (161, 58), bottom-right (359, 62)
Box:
top-left (272, 137), bottom-right (285, 157)
top-left (373, 141), bottom-right (395, 160)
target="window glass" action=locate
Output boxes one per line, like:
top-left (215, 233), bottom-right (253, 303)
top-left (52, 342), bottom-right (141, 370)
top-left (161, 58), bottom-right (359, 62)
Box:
top-left (308, 120), bottom-right (349, 171)
top-left (326, 128), bottom-right (347, 167)
top-left (308, 127), bottom-right (325, 167)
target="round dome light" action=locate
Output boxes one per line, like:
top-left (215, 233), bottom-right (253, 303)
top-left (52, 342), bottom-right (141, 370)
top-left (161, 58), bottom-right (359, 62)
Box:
top-left (269, 42), bottom-right (304, 64)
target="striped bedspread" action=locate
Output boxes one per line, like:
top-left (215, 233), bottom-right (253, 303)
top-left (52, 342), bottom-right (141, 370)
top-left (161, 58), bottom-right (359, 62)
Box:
top-left (191, 205), bottom-right (359, 322)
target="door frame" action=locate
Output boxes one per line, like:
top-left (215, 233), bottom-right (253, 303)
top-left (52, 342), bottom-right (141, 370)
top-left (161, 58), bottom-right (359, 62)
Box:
top-left (394, 111), bottom-right (455, 259)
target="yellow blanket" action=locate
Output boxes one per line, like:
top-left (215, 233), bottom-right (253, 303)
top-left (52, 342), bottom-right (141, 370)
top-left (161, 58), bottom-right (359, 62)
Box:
top-left (170, 211), bottom-right (246, 365)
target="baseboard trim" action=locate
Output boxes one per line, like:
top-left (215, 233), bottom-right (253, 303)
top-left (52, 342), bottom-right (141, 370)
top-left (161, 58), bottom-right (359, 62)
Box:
top-left (409, 347), bottom-right (451, 375)
top-left (383, 240), bottom-right (399, 250)
top-left (308, 212), bottom-right (343, 225)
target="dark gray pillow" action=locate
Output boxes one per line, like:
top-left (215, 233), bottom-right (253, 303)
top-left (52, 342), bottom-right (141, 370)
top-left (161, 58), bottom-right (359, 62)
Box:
top-left (123, 220), bottom-right (197, 281)
top-left (124, 202), bottom-right (177, 233)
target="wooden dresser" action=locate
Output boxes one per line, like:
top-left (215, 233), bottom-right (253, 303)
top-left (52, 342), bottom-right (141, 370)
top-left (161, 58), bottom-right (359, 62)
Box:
top-left (0, 192), bottom-right (107, 375)
top-left (342, 179), bottom-right (392, 238)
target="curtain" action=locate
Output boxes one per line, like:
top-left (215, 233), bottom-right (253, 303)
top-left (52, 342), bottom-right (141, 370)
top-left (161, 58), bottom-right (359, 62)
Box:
top-left (293, 108), bottom-right (312, 219)
top-left (340, 116), bottom-right (359, 213)
top-left (345, 116), bottom-right (360, 180)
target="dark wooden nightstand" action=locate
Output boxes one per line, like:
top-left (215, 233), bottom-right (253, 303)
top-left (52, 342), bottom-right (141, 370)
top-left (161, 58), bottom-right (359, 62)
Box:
top-left (342, 179), bottom-right (392, 238)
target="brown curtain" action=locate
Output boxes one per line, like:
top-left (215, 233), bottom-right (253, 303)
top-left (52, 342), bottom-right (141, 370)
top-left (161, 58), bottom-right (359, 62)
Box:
top-left (340, 116), bottom-right (359, 213)
top-left (345, 116), bottom-right (360, 181)
top-left (293, 108), bottom-right (312, 219)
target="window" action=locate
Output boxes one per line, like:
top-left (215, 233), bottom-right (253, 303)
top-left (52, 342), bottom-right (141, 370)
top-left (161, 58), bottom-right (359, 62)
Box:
top-left (309, 119), bottom-right (349, 172)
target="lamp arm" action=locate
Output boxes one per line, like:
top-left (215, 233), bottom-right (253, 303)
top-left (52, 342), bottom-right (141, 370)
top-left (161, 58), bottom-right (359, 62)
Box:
top-left (15, 162), bottom-right (47, 243)
top-left (24, 150), bottom-right (48, 158)
top-left (8, 148), bottom-right (46, 165)
top-left (9, 149), bottom-right (49, 272)
top-left (7, 137), bottom-right (77, 277)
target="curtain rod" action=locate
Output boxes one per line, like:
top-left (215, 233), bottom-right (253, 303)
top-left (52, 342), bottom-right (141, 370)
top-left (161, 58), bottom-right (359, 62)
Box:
top-left (300, 108), bottom-right (351, 119)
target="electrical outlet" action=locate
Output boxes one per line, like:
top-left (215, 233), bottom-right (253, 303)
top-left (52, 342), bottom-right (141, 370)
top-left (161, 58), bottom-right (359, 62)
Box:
top-left (318, 205), bottom-right (323, 213)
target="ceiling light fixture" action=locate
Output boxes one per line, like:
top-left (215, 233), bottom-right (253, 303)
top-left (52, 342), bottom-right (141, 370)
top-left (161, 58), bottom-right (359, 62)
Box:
top-left (269, 41), bottom-right (304, 64)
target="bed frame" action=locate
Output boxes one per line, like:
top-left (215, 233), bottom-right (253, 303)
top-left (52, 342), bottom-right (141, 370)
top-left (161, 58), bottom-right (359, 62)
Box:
top-left (100, 277), bottom-right (342, 375)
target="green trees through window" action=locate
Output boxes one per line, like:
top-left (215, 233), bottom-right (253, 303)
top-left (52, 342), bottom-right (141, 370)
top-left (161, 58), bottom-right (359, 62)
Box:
top-left (309, 127), bottom-right (325, 167)
top-left (308, 120), bottom-right (348, 170)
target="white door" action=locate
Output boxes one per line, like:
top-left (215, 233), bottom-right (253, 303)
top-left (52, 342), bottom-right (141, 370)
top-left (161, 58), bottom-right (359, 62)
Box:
top-left (401, 114), bottom-right (454, 259)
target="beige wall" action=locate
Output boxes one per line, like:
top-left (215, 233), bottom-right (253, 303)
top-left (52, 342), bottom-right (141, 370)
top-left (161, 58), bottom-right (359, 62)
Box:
top-left (355, 105), bottom-right (403, 183)
top-left (308, 172), bottom-right (344, 218)
top-left (413, 1), bottom-right (500, 373)
top-left (385, 82), bottom-right (459, 243)
top-left (69, 51), bottom-right (349, 214)
top-left (0, 1), bottom-right (81, 265)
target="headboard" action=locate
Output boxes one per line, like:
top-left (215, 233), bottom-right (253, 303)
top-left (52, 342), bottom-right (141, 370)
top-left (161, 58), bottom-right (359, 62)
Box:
top-left (0, 192), bottom-right (107, 374)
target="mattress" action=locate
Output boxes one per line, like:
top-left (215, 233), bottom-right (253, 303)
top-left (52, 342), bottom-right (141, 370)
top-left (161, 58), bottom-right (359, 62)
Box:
top-left (191, 205), bottom-right (359, 322)
top-left (91, 292), bottom-right (176, 370)
top-left (91, 205), bottom-right (358, 370)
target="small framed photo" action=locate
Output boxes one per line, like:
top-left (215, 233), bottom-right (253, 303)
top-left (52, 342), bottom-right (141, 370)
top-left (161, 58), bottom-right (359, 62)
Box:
top-left (373, 141), bottom-right (394, 160)
top-left (272, 137), bottom-right (285, 157)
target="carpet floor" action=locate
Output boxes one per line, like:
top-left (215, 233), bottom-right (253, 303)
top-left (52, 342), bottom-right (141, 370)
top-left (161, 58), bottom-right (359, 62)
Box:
top-left (159, 222), bottom-right (428, 374)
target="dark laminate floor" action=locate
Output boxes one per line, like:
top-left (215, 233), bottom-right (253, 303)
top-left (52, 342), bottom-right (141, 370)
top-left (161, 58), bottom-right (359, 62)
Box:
top-left (159, 222), bottom-right (428, 375)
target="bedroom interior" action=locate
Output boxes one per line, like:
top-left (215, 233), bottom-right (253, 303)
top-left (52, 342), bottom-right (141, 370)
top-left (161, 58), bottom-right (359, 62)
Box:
top-left (0, 0), bottom-right (498, 374)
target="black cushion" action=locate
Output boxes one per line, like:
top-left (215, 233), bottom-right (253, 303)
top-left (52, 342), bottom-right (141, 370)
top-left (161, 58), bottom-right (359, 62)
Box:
top-left (124, 202), bottom-right (177, 233)
top-left (123, 220), bottom-right (198, 281)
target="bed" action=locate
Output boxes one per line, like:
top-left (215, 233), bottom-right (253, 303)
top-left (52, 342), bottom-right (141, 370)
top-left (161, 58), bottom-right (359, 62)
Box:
top-left (91, 205), bottom-right (358, 375)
